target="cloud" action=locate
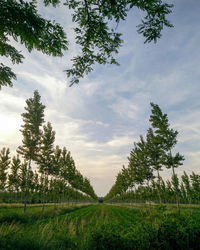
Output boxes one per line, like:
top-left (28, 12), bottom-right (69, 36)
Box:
top-left (107, 136), bottom-right (134, 147)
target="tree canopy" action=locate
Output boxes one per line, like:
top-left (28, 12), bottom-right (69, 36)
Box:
top-left (104, 103), bottom-right (185, 213)
top-left (1, 0), bottom-right (173, 88)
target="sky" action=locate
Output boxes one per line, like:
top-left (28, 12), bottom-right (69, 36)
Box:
top-left (1, 0), bottom-right (200, 197)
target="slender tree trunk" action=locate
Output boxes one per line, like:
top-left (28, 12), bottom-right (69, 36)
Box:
top-left (62, 189), bottom-right (65, 207)
top-left (54, 189), bottom-right (56, 210)
top-left (9, 190), bottom-right (12, 203)
top-left (24, 159), bottom-right (31, 213)
top-left (134, 187), bottom-right (137, 206)
top-left (21, 191), bottom-right (23, 204)
top-left (157, 170), bottom-right (162, 203)
top-left (147, 181), bottom-right (151, 211)
top-left (24, 190), bottom-right (27, 213)
top-left (42, 174), bottom-right (46, 212)
top-left (172, 166), bottom-right (180, 215)
top-left (42, 190), bottom-right (45, 211)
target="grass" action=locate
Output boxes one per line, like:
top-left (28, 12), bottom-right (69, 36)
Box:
top-left (0, 203), bottom-right (200, 249)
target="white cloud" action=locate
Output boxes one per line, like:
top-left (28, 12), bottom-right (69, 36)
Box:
top-left (107, 136), bottom-right (134, 147)
top-left (109, 98), bottom-right (139, 119)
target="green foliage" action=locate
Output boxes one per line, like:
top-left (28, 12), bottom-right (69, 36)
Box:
top-left (155, 214), bottom-right (200, 249)
top-left (0, 90), bottom-right (97, 205)
top-left (0, 148), bottom-right (10, 191)
top-left (1, 204), bottom-right (200, 249)
top-left (37, 122), bottom-right (55, 181)
top-left (17, 90), bottom-right (45, 161)
top-left (128, 135), bottom-right (154, 186)
top-left (1, 0), bottom-right (173, 87)
top-left (8, 155), bottom-right (21, 192)
top-left (149, 102), bottom-right (184, 212)
top-left (155, 203), bottom-right (167, 212)
top-left (0, 0), bottom-right (68, 88)
top-left (64, 0), bottom-right (174, 85)
top-left (0, 63), bottom-right (16, 88)
top-left (87, 205), bottom-right (200, 250)
top-left (105, 103), bottom-right (185, 212)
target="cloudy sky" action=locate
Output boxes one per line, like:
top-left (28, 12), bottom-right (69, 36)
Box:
top-left (1, 0), bottom-right (200, 196)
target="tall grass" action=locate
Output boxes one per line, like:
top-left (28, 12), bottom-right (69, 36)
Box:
top-left (0, 203), bottom-right (200, 249)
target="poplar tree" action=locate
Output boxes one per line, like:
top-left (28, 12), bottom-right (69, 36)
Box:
top-left (17, 90), bottom-right (45, 212)
top-left (128, 136), bottom-right (154, 202)
top-left (180, 182), bottom-right (187, 204)
top-left (0, 148), bottom-right (10, 194)
top-left (146, 128), bottom-right (163, 203)
top-left (37, 122), bottom-right (55, 210)
top-left (8, 155), bottom-right (21, 202)
top-left (60, 147), bottom-right (71, 204)
top-left (18, 161), bottom-right (28, 204)
top-left (149, 102), bottom-right (184, 213)
top-left (190, 172), bottom-right (200, 203)
top-left (52, 145), bottom-right (62, 208)
top-left (33, 171), bottom-right (39, 203)
top-left (128, 143), bottom-right (145, 188)
top-left (136, 136), bottom-right (154, 186)
top-left (181, 171), bottom-right (192, 203)
top-left (114, 171), bottom-right (128, 196)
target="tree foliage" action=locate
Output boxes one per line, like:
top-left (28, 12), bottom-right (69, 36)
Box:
top-left (1, 0), bottom-right (173, 88)
top-left (105, 103), bottom-right (186, 211)
top-left (0, 0), bottom-right (68, 88)
top-left (0, 90), bottom-right (97, 206)
top-left (0, 148), bottom-right (10, 191)
top-left (17, 90), bottom-right (45, 161)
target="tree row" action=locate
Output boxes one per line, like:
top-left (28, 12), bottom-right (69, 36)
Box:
top-left (104, 103), bottom-right (199, 213)
top-left (0, 90), bottom-right (97, 212)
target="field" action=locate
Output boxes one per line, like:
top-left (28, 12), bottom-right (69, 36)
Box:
top-left (1, 203), bottom-right (200, 250)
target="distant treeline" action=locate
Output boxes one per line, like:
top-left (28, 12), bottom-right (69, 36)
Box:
top-left (105, 171), bottom-right (200, 204)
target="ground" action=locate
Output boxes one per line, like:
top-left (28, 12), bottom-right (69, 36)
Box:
top-left (0, 202), bottom-right (200, 249)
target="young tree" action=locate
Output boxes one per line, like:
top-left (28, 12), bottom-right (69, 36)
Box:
top-left (17, 90), bottom-right (45, 212)
top-left (128, 136), bottom-right (154, 203)
top-left (146, 128), bottom-right (164, 203)
top-left (0, 148), bottom-right (10, 195)
top-left (33, 171), bottom-right (40, 203)
top-left (8, 155), bottom-right (21, 202)
top-left (37, 122), bottom-right (55, 210)
top-left (149, 103), bottom-right (184, 213)
top-left (82, 177), bottom-right (97, 200)
top-left (180, 182), bottom-right (187, 204)
top-left (181, 171), bottom-right (192, 203)
top-left (171, 173), bottom-right (179, 203)
top-left (18, 160), bottom-right (28, 204)
top-left (1, 0), bottom-right (173, 87)
top-left (52, 145), bottom-right (62, 208)
top-left (166, 179), bottom-right (174, 203)
top-left (190, 172), bottom-right (200, 203)
top-left (59, 147), bottom-right (70, 204)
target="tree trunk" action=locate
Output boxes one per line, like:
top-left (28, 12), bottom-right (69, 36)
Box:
top-left (42, 174), bottom-right (46, 212)
top-left (172, 166), bottom-right (180, 215)
top-left (147, 181), bottom-right (151, 211)
top-left (24, 159), bottom-right (31, 213)
top-left (24, 190), bottom-right (27, 213)
top-left (42, 190), bottom-right (45, 212)
top-left (157, 170), bottom-right (162, 203)
top-left (54, 189), bottom-right (56, 210)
